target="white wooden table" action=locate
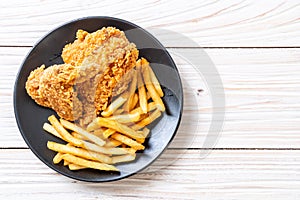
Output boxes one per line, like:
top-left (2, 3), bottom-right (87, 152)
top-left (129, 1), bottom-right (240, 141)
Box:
top-left (1, 0), bottom-right (300, 199)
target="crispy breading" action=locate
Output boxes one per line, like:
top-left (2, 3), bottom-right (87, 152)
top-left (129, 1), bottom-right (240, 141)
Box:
top-left (25, 64), bottom-right (51, 107)
top-left (26, 64), bottom-right (83, 121)
top-left (63, 27), bottom-right (138, 125)
top-left (26, 27), bottom-right (139, 126)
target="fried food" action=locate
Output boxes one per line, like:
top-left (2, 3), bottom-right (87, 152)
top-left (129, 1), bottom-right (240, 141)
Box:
top-left (26, 27), bottom-right (139, 125)
top-left (26, 64), bottom-right (82, 121)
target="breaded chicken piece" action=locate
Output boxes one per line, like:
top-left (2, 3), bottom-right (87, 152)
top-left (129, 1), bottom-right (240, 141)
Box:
top-left (26, 27), bottom-right (139, 126)
top-left (62, 27), bottom-right (138, 125)
top-left (26, 64), bottom-right (82, 121)
top-left (25, 64), bottom-right (51, 107)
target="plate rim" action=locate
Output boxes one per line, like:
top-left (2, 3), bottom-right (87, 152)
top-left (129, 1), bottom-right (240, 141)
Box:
top-left (13, 16), bottom-right (183, 182)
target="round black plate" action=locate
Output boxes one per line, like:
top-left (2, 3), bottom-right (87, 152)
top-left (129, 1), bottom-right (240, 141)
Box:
top-left (14, 16), bottom-right (183, 182)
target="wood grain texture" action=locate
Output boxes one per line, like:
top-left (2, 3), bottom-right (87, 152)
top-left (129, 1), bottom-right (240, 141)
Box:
top-left (1, 149), bottom-right (300, 199)
top-left (1, 47), bottom-right (300, 148)
top-left (0, 0), bottom-right (299, 47)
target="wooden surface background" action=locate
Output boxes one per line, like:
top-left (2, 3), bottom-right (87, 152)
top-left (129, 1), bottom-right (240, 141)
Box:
top-left (1, 0), bottom-right (300, 199)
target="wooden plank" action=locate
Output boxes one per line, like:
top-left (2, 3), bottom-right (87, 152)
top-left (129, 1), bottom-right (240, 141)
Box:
top-left (0, 0), bottom-right (300, 47)
top-left (1, 47), bottom-right (300, 148)
top-left (1, 149), bottom-right (300, 199)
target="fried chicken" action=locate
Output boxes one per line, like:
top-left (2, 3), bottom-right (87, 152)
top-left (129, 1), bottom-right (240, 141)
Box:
top-left (26, 27), bottom-right (139, 126)
top-left (62, 27), bottom-right (138, 125)
top-left (26, 64), bottom-right (82, 121)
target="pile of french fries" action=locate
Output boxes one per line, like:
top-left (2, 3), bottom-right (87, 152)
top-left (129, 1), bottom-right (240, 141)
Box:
top-left (44, 58), bottom-right (165, 171)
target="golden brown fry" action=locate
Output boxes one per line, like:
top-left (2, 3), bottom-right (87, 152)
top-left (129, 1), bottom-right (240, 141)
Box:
top-left (64, 160), bottom-right (70, 166)
top-left (81, 140), bottom-right (128, 155)
top-left (137, 65), bottom-right (147, 113)
top-left (135, 127), bottom-right (150, 143)
top-left (104, 139), bottom-right (122, 148)
top-left (86, 118), bottom-right (101, 132)
top-left (129, 93), bottom-right (139, 111)
top-left (92, 129), bottom-right (105, 140)
top-left (141, 61), bottom-right (165, 112)
top-left (142, 127), bottom-right (150, 138)
top-left (43, 123), bottom-right (62, 139)
top-left (131, 109), bottom-right (162, 130)
top-left (48, 115), bottom-right (83, 147)
top-left (68, 164), bottom-right (87, 170)
top-left (47, 141), bottom-right (113, 164)
top-left (61, 154), bottom-right (119, 171)
top-left (101, 95), bottom-right (127, 117)
top-left (53, 152), bottom-right (63, 164)
top-left (71, 132), bottom-right (85, 140)
top-left (111, 133), bottom-right (145, 150)
top-left (130, 102), bottom-right (156, 115)
top-left (108, 111), bottom-right (140, 123)
top-left (112, 154), bottom-right (136, 164)
top-left (96, 117), bottom-right (144, 141)
top-left (123, 69), bottom-right (137, 112)
top-left (60, 119), bottom-right (105, 147)
top-left (102, 129), bottom-right (116, 139)
top-left (147, 62), bottom-right (164, 97)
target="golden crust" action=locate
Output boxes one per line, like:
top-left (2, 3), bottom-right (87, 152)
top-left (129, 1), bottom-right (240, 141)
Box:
top-left (26, 27), bottom-right (139, 126)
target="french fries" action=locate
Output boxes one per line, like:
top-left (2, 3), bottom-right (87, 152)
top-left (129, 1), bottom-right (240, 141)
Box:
top-left (61, 154), bottom-right (118, 171)
top-left (95, 117), bottom-right (144, 141)
top-left (107, 111), bottom-right (140, 123)
top-left (43, 58), bottom-right (166, 172)
top-left (137, 63), bottom-right (148, 114)
top-left (111, 133), bottom-right (145, 150)
top-left (123, 69), bottom-right (137, 112)
top-left (48, 115), bottom-right (83, 147)
top-left (60, 119), bottom-right (105, 147)
top-left (101, 95), bottom-right (127, 117)
top-left (141, 59), bottom-right (165, 112)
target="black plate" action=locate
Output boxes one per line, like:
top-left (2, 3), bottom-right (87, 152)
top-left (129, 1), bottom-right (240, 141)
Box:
top-left (14, 16), bottom-right (183, 182)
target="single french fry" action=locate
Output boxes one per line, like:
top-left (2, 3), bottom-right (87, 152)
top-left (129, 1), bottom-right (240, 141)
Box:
top-left (123, 69), bottom-right (137, 112)
top-left (102, 129), bottom-right (116, 139)
top-left (47, 141), bottom-right (113, 164)
top-left (64, 160), bottom-right (70, 166)
top-left (86, 118), bottom-right (101, 132)
top-left (60, 119), bottom-right (105, 147)
top-left (96, 117), bottom-right (144, 141)
top-left (141, 62), bottom-right (165, 112)
top-left (61, 154), bottom-right (119, 171)
top-left (112, 154), bottom-right (136, 164)
top-left (146, 92), bottom-right (151, 100)
top-left (146, 60), bottom-right (164, 97)
top-left (142, 127), bottom-right (150, 138)
top-left (81, 140), bottom-right (129, 155)
top-left (129, 93), bottom-right (139, 111)
top-left (124, 148), bottom-right (137, 154)
top-left (135, 128), bottom-right (150, 143)
top-left (48, 115), bottom-right (83, 147)
top-left (101, 95), bottom-right (127, 117)
top-left (130, 102), bottom-right (157, 115)
top-left (53, 152), bottom-right (63, 164)
top-left (68, 164), bottom-right (87, 170)
top-left (131, 109), bottom-right (162, 130)
top-left (43, 123), bottom-right (62, 139)
top-left (104, 139), bottom-right (122, 148)
top-left (71, 132), bottom-right (85, 140)
top-left (111, 133), bottom-right (145, 150)
top-left (92, 129), bottom-right (105, 140)
top-left (137, 65), bottom-right (147, 113)
top-left (108, 111), bottom-right (140, 123)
